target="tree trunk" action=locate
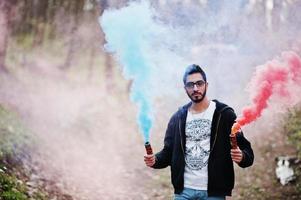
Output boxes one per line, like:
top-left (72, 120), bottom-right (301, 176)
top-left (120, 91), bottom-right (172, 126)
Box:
top-left (97, 0), bottom-right (115, 91)
top-left (61, 18), bottom-right (78, 70)
top-left (87, 45), bottom-right (96, 80)
top-left (61, 0), bottom-right (85, 70)
top-left (32, 0), bottom-right (49, 46)
top-left (0, 0), bottom-right (10, 73)
top-left (105, 53), bottom-right (114, 91)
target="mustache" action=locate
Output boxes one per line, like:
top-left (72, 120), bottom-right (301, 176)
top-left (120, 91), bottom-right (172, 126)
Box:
top-left (192, 92), bottom-right (203, 95)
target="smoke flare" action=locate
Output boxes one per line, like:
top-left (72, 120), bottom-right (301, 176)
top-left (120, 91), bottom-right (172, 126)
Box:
top-left (236, 51), bottom-right (301, 128)
top-left (99, 1), bottom-right (157, 142)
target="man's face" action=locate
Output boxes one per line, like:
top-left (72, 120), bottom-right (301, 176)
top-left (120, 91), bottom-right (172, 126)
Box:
top-left (184, 73), bottom-right (208, 103)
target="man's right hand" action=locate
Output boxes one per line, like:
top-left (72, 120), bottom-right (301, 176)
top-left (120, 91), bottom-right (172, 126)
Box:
top-left (144, 154), bottom-right (156, 167)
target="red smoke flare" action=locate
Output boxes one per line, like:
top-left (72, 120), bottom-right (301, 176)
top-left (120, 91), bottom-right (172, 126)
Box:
top-left (233, 51), bottom-right (301, 132)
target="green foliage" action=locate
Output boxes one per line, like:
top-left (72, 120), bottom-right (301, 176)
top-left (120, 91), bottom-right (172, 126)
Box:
top-left (284, 107), bottom-right (301, 197)
top-left (0, 105), bottom-right (29, 199)
top-left (0, 105), bottom-right (31, 159)
top-left (1, 191), bottom-right (27, 200)
top-left (0, 105), bottom-right (49, 200)
top-left (0, 170), bottom-right (28, 200)
top-left (0, 168), bottom-right (48, 200)
top-left (285, 108), bottom-right (301, 159)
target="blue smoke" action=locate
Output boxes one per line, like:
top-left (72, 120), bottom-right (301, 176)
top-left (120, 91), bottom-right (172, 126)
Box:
top-left (100, 1), bottom-right (156, 142)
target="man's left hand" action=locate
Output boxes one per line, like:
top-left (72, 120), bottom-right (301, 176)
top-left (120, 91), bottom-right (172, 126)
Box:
top-left (231, 147), bottom-right (243, 164)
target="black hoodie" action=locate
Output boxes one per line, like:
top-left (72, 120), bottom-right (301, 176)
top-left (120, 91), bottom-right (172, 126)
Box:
top-left (152, 100), bottom-right (254, 196)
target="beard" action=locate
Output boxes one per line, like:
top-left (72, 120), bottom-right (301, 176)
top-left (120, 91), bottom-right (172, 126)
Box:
top-left (186, 88), bottom-right (207, 103)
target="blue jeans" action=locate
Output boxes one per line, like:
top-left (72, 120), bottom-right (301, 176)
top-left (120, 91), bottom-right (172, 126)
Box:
top-left (174, 188), bottom-right (225, 200)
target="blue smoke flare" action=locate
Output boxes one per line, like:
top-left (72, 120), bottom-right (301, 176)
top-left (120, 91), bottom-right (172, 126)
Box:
top-left (100, 1), bottom-right (155, 142)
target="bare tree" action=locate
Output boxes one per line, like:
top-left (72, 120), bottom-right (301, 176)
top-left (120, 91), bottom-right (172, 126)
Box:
top-left (0, 0), bottom-right (16, 73)
top-left (97, 0), bottom-right (115, 91)
top-left (61, 0), bottom-right (85, 70)
top-left (32, 0), bottom-right (49, 46)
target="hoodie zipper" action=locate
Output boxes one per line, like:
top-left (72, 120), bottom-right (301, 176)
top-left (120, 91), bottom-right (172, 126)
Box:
top-left (211, 106), bottom-right (230, 152)
top-left (179, 118), bottom-right (185, 155)
top-left (211, 113), bottom-right (221, 152)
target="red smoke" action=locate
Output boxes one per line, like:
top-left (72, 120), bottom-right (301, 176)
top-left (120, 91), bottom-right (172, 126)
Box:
top-left (235, 51), bottom-right (301, 129)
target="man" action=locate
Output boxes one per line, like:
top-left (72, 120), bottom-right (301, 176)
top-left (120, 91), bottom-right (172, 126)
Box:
top-left (144, 64), bottom-right (254, 200)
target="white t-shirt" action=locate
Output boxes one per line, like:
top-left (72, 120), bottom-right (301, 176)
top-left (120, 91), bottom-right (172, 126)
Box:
top-left (184, 101), bottom-right (216, 190)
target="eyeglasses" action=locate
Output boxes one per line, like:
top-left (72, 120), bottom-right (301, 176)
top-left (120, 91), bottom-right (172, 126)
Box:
top-left (185, 80), bottom-right (206, 90)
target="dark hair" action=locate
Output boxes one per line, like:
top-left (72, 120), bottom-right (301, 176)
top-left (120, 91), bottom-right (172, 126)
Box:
top-left (183, 64), bottom-right (207, 84)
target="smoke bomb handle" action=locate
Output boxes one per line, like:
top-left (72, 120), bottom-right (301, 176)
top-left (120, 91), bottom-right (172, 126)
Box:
top-left (230, 122), bottom-right (241, 149)
top-left (145, 142), bottom-right (153, 155)
top-left (230, 133), bottom-right (238, 149)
